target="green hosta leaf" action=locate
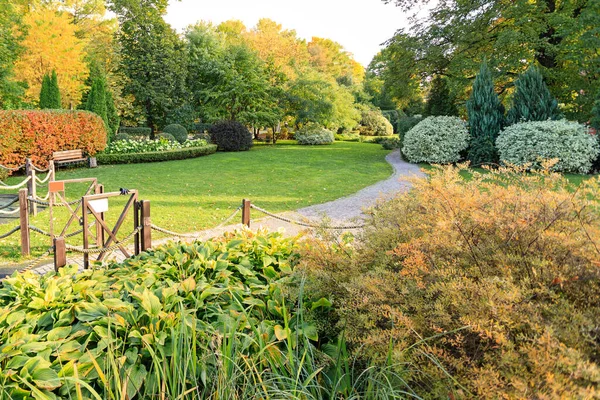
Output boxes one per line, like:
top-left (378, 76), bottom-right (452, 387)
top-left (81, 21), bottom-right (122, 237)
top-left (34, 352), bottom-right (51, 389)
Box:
top-left (140, 289), bottom-right (162, 317)
top-left (262, 266), bottom-right (278, 280)
top-left (46, 326), bottom-right (71, 341)
top-left (262, 255), bottom-right (274, 268)
top-left (235, 264), bottom-right (255, 277)
top-left (75, 301), bottom-right (108, 322)
top-left (311, 297), bottom-right (332, 310)
top-left (126, 364), bottom-right (147, 400)
top-left (32, 368), bottom-right (61, 390)
top-left (300, 323), bottom-right (319, 341)
top-left (199, 286), bottom-right (227, 302)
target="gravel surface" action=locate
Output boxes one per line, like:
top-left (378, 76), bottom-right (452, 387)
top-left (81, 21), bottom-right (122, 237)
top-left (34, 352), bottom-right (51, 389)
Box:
top-left (297, 150), bottom-right (425, 221)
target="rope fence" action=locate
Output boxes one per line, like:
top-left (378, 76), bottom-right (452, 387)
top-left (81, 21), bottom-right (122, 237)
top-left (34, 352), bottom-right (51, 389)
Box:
top-left (65, 226), bottom-right (141, 254)
top-left (249, 203), bottom-right (366, 230)
top-left (28, 197), bottom-right (82, 207)
top-left (0, 225), bottom-right (20, 239)
top-left (0, 197), bottom-right (19, 210)
top-left (0, 176), bottom-right (31, 190)
top-left (0, 208), bottom-right (19, 216)
top-left (149, 206), bottom-right (243, 239)
top-left (0, 164), bottom-right (26, 172)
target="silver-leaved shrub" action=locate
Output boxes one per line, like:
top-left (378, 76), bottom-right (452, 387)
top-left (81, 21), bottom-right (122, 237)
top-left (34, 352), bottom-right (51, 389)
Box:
top-left (496, 120), bottom-right (600, 173)
top-left (295, 124), bottom-right (335, 145)
top-left (402, 116), bottom-right (469, 163)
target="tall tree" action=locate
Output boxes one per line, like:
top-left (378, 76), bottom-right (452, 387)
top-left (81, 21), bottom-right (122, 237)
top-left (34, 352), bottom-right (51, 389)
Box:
top-left (592, 88), bottom-right (600, 130)
top-left (0, 0), bottom-right (26, 109)
top-left (424, 76), bottom-right (457, 116)
top-left (14, 7), bottom-right (88, 108)
top-left (467, 60), bottom-right (505, 164)
top-left (507, 66), bottom-right (562, 124)
top-left (39, 71), bottom-right (61, 109)
top-left (85, 76), bottom-right (108, 129)
top-left (111, 0), bottom-right (188, 137)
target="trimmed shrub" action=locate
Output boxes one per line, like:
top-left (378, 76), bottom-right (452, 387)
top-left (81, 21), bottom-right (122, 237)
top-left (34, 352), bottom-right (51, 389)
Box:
top-left (162, 123), bottom-right (188, 143)
top-left (114, 133), bottom-right (130, 142)
top-left (0, 110), bottom-right (107, 168)
top-left (402, 116), bottom-right (469, 163)
top-left (496, 120), bottom-right (599, 173)
top-left (380, 137), bottom-right (401, 150)
top-left (209, 120), bottom-right (253, 151)
top-left (334, 133), bottom-right (360, 142)
top-left (359, 109), bottom-right (394, 136)
top-left (96, 144), bottom-right (217, 164)
top-left (119, 126), bottom-right (152, 137)
top-left (295, 124), bottom-right (335, 145)
top-left (157, 132), bottom-right (176, 142)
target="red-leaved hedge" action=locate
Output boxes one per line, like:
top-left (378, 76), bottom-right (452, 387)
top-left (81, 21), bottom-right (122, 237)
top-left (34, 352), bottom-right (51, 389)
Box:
top-left (0, 110), bottom-right (107, 168)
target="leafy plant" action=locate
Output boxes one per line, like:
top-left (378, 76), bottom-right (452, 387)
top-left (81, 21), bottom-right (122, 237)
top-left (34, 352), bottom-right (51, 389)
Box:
top-left (424, 75), bottom-right (457, 117)
top-left (507, 66), bottom-right (562, 124)
top-left (496, 119), bottom-right (599, 173)
top-left (359, 109), bottom-right (394, 136)
top-left (209, 120), bottom-right (253, 151)
top-left (295, 123), bottom-right (335, 145)
top-left (402, 116), bottom-right (469, 163)
top-left (162, 123), bottom-right (188, 143)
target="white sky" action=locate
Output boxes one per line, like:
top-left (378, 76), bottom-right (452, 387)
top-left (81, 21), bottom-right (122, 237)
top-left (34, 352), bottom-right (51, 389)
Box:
top-left (164, 0), bottom-right (412, 67)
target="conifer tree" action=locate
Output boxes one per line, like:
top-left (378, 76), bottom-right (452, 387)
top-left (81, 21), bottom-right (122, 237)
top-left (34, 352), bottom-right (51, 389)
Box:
top-left (39, 73), bottom-right (51, 108)
top-left (591, 87), bottom-right (600, 130)
top-left (86, 77), bottom-right (108, 129)
top-left (467, 60), bottom-right (505, 164)
top-left (507, 66), bottom-right (561, 124)
top-left (39, 70), bottom-right (61, 108)
top-left (424, 76), bottom-right (458, 116)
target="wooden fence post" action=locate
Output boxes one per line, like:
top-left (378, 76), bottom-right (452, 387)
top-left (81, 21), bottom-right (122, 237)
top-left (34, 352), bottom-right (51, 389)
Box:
top-left (140, 200), bottom-right (151, 252)
top-left (95, 184), bottom-right (104, 247)
top-left (48, 160), bottom-right (55, 182)
top-left (25, 159), bottom-right (37, 216)
top-left (242, 199), bottom-right (251, 227)
top-left (54, 237), bottom-right (66, 271)
top-left (19, 189), bottom-right (30, 256)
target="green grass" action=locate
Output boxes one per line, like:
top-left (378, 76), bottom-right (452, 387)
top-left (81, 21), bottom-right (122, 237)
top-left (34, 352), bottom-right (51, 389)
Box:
top-left (0, 141), bottom-right (392, 263)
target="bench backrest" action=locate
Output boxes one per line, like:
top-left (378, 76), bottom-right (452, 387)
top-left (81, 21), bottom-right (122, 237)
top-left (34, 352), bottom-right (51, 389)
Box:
top-left (53, 149), bottom-right (84, 161)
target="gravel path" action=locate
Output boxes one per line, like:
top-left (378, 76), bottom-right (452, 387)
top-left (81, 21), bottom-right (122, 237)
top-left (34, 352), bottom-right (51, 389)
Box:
top-left (297, 150), bottom-right (425, 221)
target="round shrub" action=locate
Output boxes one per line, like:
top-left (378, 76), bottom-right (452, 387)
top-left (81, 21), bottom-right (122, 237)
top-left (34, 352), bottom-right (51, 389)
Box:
top-left (119, 126), bottom-right (151, 137)
top-left (402, 116), bottom-right (469, 163)
top-left (209, 120), bottom-right (253, 151)
top-left (496, 120), bottom-right (600, 174)
top-left (158, 132), bottom-right (177, 142)
top-left (114, 133), bottom-right (130, 142)
top-left (359, 110), bottom-right (394, 136)
top-left (162, 123), bottom-right (188, 143)
top-left (295, 124), bottom-right (335, 145)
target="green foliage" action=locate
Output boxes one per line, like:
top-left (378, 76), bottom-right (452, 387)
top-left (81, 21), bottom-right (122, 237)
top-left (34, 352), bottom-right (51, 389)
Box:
top-left (507, 66), bottom-right (562, 124)
top-left (105, 90), bottom-right (120, 138)
top-left (102, 137), bottom-right (207, 154)
top-left (359, 108), bottom-right (394, 136)
top-left (334, 132), bottom-right (360, 142)
top-left (402, 116), bottom-right (469, 163)
top-left (162, 123), bottom-right (188, 143)
top-left (591, 87), bottom-right (600, 130)
top-left (39, 71), bottom-right (61, 109)
top-left (209, 120), bottom-right (253, 151)
top-left (299, 165), bottom-right (600, 398)
top-left (85, 76), bottom-right (109, 131)
top-left (114, 132), bottom-right (129, 141)
top-left (496, 120), bottom-right (599, 173)
top-left (295, 124), bottom-right (335, 145)
top-left (0, 0), bottom-right (25, 109)
top-left (96, 144), bottom-right (217, 164)
top-left (467, 60), bottom-right (505, 164)
top-left (396, 115), bottom-right (423, 135)
top-left (380, 137), bottom-right (401, 150)
top-left (424, 76), bottom-right (458, 116)
top-left (157, 132), bottom-right (176, 141)
top-left (381, 110), bottom-right (404, 133)
top-left (119, 126), bottom-right (151, 137)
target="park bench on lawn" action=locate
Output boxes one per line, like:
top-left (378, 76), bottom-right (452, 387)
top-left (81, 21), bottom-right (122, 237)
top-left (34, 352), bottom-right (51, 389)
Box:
top-left (53, 149), bottom-right (88, 167)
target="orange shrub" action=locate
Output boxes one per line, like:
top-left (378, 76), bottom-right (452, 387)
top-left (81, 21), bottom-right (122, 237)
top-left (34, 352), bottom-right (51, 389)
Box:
top-left (0, 110), bottom-right (107, 168)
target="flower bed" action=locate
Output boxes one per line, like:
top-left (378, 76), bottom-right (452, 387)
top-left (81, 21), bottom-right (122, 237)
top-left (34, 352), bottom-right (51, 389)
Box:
top-left (96, 144), bottom-right (217, 164)
top-left (102, 138), bottom-right (207, 154)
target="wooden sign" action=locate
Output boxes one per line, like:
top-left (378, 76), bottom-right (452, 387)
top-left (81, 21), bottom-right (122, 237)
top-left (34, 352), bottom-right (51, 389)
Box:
top-left (49, 181), bottom-right (65, 193)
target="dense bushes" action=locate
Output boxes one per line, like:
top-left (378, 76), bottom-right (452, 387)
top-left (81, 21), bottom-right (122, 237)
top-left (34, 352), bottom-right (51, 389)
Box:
top-left (96, 144), bottom-right (216, 164)
top-left (295, 124), bottom-right (335, 145)
top-left (358, 109), bottom-right (394, 136)
top-left (496, 120), bottom-right (599, 173)
top-left (380, 137), bottom-right (400, 150)
top-left (162, 123), bottom-right (188, 143)
top-left (119, 126), bottom-right (151, 137)
top-left (209, 120), bottom-right (253, 151)
top-left (0, 110), bottom-right (107, 168)
top-left (298, 166), bottom-right (600, 398)
top-left (402, 116), bottom-right (469, 163)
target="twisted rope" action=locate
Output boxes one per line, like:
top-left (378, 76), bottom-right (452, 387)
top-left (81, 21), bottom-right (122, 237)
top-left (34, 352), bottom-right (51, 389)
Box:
top-left (35, 171), bottom-right (52, 184)
top-left (0, 164), bottom-right (26, 172)
top-left (0, 197), bottom-right (19, 210)
top-left (0, 176), bottom-right (31, 190)
top-left (250, 204), bottom-right (366, 230)
top-left (0, 225), bottom-right (20, 239)
top-left (21, 247), bottom-right (53, 273)
top-left (31, 164), bottom-right (50, 173)
top-left (150, 206), bottom-right (243, 239)
top-left (29, 225), bottom-right (51, 237)
top-left (65, 226), bottom-right (141, 254)
top-left (36, 192), bottom-right (50, 201)
top-left (216, 206), bottom-right (242, 228)
top-left (28, 197), bottom-right (81, 207)
top-left (0, 207), bottom-right (19, 216)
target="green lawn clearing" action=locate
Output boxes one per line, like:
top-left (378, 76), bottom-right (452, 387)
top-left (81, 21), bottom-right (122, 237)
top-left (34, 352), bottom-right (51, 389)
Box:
top-left (0, 141), bottom-right (393, 263)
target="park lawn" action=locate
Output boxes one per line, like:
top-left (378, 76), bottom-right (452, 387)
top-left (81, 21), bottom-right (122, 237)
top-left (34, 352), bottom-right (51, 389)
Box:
top-left (0, 141), bottom-right (393, 263)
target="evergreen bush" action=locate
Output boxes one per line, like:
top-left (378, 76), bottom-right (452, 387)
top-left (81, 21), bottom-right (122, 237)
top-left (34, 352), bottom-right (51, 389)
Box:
top-left (295, 124), bottom-right (335, 145)
top-left (162, 123), bottom-right (188, 143)
top-left (496, 120), bottom-right (599, 173)
top-left (39, 70), bottom-right (61, 109)
top-left (507, 66), bottom-right (562, 124)
top-left (209, 120), bottom-right (253, 151)
top-left (467, 60), bottom-right (505, 164)
top-left (402, 116), bottom-right (469, 163)
top-left (424, 76), bottom-right (458, 116)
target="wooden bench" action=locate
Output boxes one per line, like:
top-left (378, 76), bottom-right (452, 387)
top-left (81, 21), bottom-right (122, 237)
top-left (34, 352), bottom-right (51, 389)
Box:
top-left (53, 149), bottom-right (87, 166)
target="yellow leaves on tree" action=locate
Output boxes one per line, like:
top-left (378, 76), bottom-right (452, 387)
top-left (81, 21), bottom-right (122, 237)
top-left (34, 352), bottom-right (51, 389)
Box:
top-left (14, 8), bottom-right (88, 108)
top-left (308, 37), bottom-right (364, 84)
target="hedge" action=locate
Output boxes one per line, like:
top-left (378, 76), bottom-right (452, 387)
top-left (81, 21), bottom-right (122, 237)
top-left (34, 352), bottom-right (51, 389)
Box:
top-left (0, 110), bottom-right (107, 168)
top-left (96, 144), bottom-right (217, 165)
top-left (119, 126), bottom-right (152, 136)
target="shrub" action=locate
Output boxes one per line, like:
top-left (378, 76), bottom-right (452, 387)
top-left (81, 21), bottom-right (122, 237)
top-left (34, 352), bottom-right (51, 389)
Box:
top-left (496, 120), bottom-right (599, 173)
top-left (119, 126), bottom-right (152, 137)
top-left (162, 123), bottom-right (188, 143)
top-left (209, 120), bottom-right (253, 151)
top-left (295, 124), bottom-right (335, 145)
top-left (96, 144), bottom-right (217, 164)
top-left (114, 133), bottom-right (130, 141)
top-left (101, 138), bottom-right (207, 154)
top-left (380, 137), bottom-right (400, 150)
top-left (507, 66), bottom-right (562, 124)
top-left (381, 110), bottom-right (404, 133)
top-left (402, 116), bottom-right (469, 163)
top-left (157, 132), bottom-right (176, 142)
top-left (424, 75), bottom-right (458, 116)
top-left (191, 122), bottom-right (213, 133)
top-left (358, 109), bottom-right (394, 136)
top-left (298, 166), bottom-right (600, 398)
top-left (0, 110), bottom-right (107, 168)
top-left (396, 115), bottom-right (423, 135)
top-left (334, 133), bottom-right (360, 142)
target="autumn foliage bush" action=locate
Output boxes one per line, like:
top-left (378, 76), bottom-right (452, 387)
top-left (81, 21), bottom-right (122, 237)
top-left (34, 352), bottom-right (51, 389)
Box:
top-left (0, 110), bottom-right (107, 168)
top-left (298, 165), bottom-right (600, 398)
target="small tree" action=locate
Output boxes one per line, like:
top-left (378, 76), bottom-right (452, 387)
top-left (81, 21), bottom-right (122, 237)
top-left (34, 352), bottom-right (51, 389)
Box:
top-left (467, 60), bottom-right (505, 164)
top-left (39, 70), bottom-right (61, 109)
top-left (424, 76), bottom-right (458, 116)
top-left (86, 77), bottom-right (108, 130)
top-left (507, 66), bottom-right (561, 124)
